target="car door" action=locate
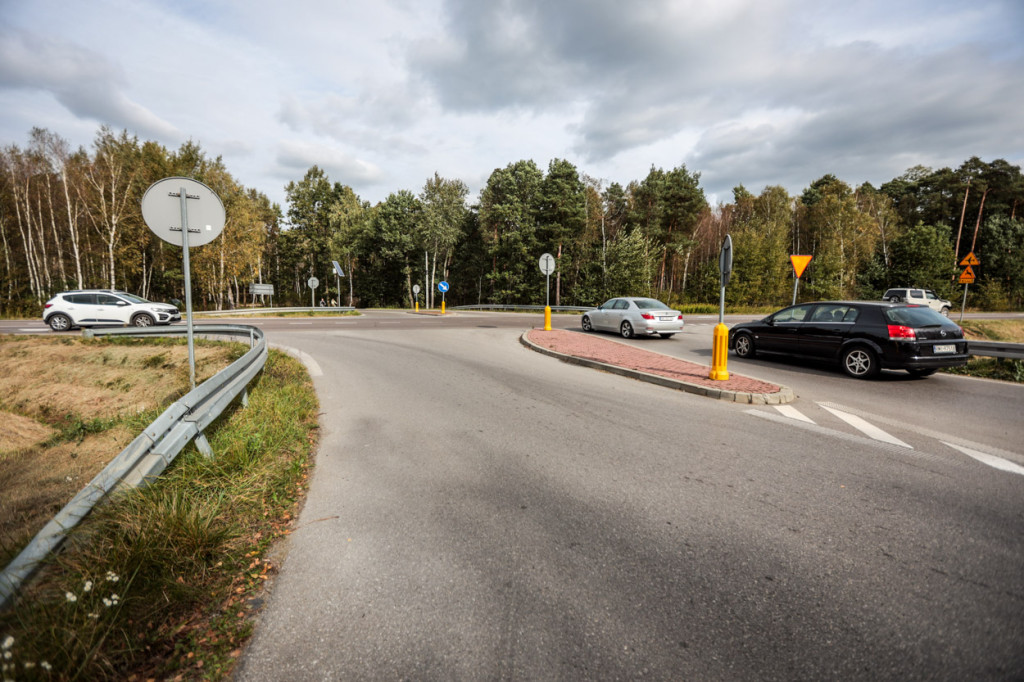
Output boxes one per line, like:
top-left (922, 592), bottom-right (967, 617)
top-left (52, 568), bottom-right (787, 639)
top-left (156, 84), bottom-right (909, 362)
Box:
top-left (757, 304), bottom-right (814, 354)
top-left (65, 293), bottom-right (98, 324)
top-left (799, 304), bottom-right (858, 358)
top-left (590, 299), bottom-right (617, 331)
top-left (95, 293), bottom-right (130, 324)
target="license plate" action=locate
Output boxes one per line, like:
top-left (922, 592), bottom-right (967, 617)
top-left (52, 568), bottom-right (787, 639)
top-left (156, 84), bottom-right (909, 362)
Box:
top-left (659, 317), bottom-right (674, 321)
top-left (934, 344), bottom-right (956, 354)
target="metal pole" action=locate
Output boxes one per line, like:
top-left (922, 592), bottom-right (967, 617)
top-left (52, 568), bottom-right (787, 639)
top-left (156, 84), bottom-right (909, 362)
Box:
top-left (959, 283), bottom-right (969, 324)
top-left (179, 186), bottom-right (196, 390)
top-left (791, 278), bottom-right (799, 306)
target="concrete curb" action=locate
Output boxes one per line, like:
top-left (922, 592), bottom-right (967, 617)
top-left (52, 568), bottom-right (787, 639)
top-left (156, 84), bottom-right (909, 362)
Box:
top-left (519, 332), bottom-right (795, 405)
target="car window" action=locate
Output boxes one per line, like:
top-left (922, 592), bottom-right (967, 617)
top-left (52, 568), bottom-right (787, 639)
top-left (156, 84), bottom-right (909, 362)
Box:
top-left (118, 293), bottom-right (149, 303)
top-left (633, 298), bottom-right (669, 310)
top-left (810, 304), bottom-right (854, 323)
top-left (773, 304), bottom-right (813, 323)
top-left (925, 291), bottom-right (938, 300)
top-left (66, 293), bottom-right (96, 305)
top-left (886, 306), bottom-right (946, 326)
top-left (910, 289), bottom-right (924, 297)
top-left (842, 308), bottom-right (860, 322)
top-left (96, 294), bottom-right (124, 305)
top-left (599, 299), bottom-right (617, 309)
top-left (612, 299), bottom-right (630, 310)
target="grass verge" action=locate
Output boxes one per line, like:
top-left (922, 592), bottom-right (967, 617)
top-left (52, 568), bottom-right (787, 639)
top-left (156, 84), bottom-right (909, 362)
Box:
top-left (0, 349), bottom-right (318, 680)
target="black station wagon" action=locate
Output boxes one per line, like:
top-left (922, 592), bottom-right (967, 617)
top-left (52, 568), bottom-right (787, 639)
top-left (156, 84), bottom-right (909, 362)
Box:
top-left (728, 301), bottom-right (969, 379)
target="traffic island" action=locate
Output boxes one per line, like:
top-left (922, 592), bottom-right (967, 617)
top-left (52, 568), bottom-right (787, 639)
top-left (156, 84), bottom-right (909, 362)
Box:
top-left (521, 328), bottom-right (795, 405)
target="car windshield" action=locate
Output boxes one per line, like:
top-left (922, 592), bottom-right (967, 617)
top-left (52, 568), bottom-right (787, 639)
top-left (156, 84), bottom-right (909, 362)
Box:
top-left (886, 306), bottom-right (948, 326)
top-left (633, 298), bottom-right (670, 310)
top-left (118, 293), bottom-right (150, 304)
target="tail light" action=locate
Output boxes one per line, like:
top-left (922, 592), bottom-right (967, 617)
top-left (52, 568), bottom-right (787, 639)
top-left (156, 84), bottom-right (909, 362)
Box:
top-left (641, 313), bottom-right (655, 320)
top-left (44, 303), bottom-right (52, 309)
top-left (677, 315), bottom-right (683, 320)
top-left (888, 324), bottom-right (916, 340)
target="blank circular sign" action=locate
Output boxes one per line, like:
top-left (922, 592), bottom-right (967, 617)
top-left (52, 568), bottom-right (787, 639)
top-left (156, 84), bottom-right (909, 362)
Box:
top-left (141, 177), bottom-right (225, 247)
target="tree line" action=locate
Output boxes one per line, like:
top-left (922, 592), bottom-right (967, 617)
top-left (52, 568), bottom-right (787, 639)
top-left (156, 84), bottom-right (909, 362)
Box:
top-left (2, 126), bottom-right (1023, 315)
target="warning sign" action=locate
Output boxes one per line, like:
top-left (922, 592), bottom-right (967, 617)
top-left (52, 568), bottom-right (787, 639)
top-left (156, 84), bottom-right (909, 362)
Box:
top-left (960, 252), bottom-right (980, 266)
top-left (959, 265), bottom-right (976, 284)
top-left (790, 255), bottom-right (813, 279)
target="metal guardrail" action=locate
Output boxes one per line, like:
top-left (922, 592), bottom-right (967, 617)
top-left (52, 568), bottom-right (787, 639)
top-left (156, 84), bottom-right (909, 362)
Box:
top-left (196, 306), bottom-right (354, 316)
top-left (452, 304), bottom-right (594, 312)
top-left (969, 340), bottom-right (1024, 360)
top-left (0, 324), bottom-right (267, 609)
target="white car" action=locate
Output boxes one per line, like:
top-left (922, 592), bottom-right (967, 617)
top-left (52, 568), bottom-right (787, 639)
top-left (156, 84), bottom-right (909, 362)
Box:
top-left (581, 297), bottom-right (684, 338)
top-left (43, 290), bottom-right (181, 331)
top-left (882, 288), bottom-right (952, 316)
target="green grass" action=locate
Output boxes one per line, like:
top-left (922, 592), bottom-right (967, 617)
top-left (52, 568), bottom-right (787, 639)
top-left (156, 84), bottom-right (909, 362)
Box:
top-left (0, 349), bottom-right (319, 680)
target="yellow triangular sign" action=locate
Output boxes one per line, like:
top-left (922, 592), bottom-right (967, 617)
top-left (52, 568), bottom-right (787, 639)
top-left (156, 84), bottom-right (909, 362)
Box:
top-left (790, 255), bottom-right (813, 278)
top-left (960, 252), bottom-right (980, 266)
top-left (959, 265), bottom-right (976, 284)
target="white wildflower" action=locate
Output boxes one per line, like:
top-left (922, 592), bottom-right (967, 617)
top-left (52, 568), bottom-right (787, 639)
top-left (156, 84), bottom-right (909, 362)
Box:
top-left (41, 661), bottom-right (52, 671)
top-left (83, 580), bottom-right (93, 593)
top-left (0, 637), bottom-right (11, 650)
top-left (23, 661), bottom-right (35, 669)
top-left (65, 591), bottom-right (77, 603)
top-left (88, 612), bottom-right (99, 620)
top-left (105, 571), bottom-right (119, 583)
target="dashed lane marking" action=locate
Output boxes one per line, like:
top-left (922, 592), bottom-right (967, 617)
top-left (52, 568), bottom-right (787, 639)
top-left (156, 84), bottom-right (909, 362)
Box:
top-left (943, 442), bottom-right (1024, 476)
top-left (820, 405), bottom-right (912, 448)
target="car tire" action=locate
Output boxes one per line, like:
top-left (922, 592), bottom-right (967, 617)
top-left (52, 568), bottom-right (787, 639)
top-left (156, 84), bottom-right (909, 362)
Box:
top-left (581, 315), bottom-right (593, 332)
top-left (888, 296), bottom-right (901, 303)
top-left (47, 313), bottom-right (72, 332)
top-left (940, 307), bottom-right (950, 317)
top-left (907, 368), bottom-right (938, 377)
top-left (841, 346), bottom-right (879, 379)
top-left (620, 321), bottom-right (634, 338)
top-left (658, 333), bottom-right (674, 339)
top-left (131, 313), bottom-right (155, 327)
top-left (733, 332), bottom-right (755, 358)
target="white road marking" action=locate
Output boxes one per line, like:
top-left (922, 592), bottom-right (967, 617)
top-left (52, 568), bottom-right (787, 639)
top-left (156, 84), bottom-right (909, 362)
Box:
top-left (774, 405), bottom-right (815, 423)
top-left (820, 405), bottom-right (912, 448)
top-left (943, 442), bottom-right (1024, 476)
top-left (288, 322), bottom-right (313, 325)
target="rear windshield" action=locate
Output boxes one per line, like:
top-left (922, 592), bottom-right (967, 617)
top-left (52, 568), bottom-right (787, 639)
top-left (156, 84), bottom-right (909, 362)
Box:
top-left (885, 306), bottom-right (947, 326)
top-left (633, 298), bottom-right (670, 310)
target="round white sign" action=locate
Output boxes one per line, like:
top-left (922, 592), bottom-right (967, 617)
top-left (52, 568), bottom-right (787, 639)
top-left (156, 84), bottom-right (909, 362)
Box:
top-left (539, 253), bottom-right (556, 275)
top-left (141, 177), bottom-right (225, 247)
top-left (308, 277), bottom-right (319, 289)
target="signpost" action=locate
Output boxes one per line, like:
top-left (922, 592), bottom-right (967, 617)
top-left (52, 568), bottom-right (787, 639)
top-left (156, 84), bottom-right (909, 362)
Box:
top-left (790, 254), bottom-right (813, 305)
top-left (332, 260), bottom-right (345, 307)
top-left (249, 283), bottom-right (274, 307)
top-left (710, 235), bottom-right (732, 380)
top-left (141, 177), bottom-right (225, 390)
top-left (308, 276), bottom-right (319, 307)
top-left (413, 284), bottom-right (421, 312)
top-left (958, 252), bottom-right (980, 323)
top-left (438, 280), bottom-right (449, 314)
top-left (539, 252), bottom-right (555, 331)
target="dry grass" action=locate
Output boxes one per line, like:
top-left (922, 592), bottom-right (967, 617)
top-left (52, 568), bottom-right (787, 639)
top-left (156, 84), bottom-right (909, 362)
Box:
top-left (0, 335), bottom-right (237, 563)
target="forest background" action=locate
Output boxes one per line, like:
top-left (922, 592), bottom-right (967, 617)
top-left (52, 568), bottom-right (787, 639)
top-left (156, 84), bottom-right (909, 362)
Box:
top-left (2, 126), bottom-right (1023, 316)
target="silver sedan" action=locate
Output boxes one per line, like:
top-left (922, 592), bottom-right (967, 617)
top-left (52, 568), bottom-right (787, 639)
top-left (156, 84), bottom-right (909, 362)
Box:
top-left (581, 297), bottom-right (685, 339)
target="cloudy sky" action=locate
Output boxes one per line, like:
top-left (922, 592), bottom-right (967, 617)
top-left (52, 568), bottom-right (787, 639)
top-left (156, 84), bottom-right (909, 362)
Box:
top-left (2, 0), bottom-right (1022, 210)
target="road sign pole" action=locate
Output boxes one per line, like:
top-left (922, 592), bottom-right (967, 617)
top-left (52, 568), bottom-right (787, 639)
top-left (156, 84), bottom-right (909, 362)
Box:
top-left (792, 278), bottom-right (800, 306)
top-left (178, 186), bottom-right (196, 390)
top-left (959, 283), bottom-right (969, 324)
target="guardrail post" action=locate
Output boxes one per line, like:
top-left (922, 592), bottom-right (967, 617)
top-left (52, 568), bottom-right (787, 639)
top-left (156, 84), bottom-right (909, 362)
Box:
top-left (194, 433), bottom-right (213, 457)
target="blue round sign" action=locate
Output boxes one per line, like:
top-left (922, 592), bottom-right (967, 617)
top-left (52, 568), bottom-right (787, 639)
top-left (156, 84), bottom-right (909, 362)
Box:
top-left (438, 281), bottom-right (449, 293)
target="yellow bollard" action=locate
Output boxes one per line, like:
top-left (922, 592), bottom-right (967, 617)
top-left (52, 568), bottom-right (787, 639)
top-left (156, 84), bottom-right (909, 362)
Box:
top-left (544, 305), bottom-right (551, 331)
top-left (415, 301), bottom-right (419, 313)
top-left (709, 323), bottom-right (730, 380)
top-left (442, 300), bottom-right (446, 315)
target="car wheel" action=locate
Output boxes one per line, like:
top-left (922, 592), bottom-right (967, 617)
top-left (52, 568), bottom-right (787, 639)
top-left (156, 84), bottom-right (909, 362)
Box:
top-left (733, 332), bottom-right (755, 358)
top-left (940, 307), bottom-right (950, 317)
top-left (888, 296), bottom-right (901, 303)
top-left (620, 321), bottom-right (634, 338)
top-left (841, 346), bottom-right (879, 379)
top-left (581, 315), bottom-right (593, 332)
top-left (48, 313), bottom-right (72, 332)
top-left (907, 368), bottom-right (938, 377)
top-left (131, 313), bottom-right (155, 327)
top-left (658, 333), bottom-right (674, 339)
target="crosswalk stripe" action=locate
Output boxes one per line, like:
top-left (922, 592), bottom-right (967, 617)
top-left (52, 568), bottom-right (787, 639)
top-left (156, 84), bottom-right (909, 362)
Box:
top-left (773, 405), bottom-right (815, 423)
top-left (943, 442), bottom-right (1024, 476)
top-left (820, 405), bottom-right (912, 448)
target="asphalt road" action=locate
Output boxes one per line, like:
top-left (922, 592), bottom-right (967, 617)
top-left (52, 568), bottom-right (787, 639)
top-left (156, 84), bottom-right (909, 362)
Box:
top-left (229, 315), bottom-right (1024, 680)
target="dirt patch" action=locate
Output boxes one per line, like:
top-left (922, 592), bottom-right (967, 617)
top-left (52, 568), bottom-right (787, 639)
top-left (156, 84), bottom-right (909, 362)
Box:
top-left (0, 335), bottom-right (237, 562)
